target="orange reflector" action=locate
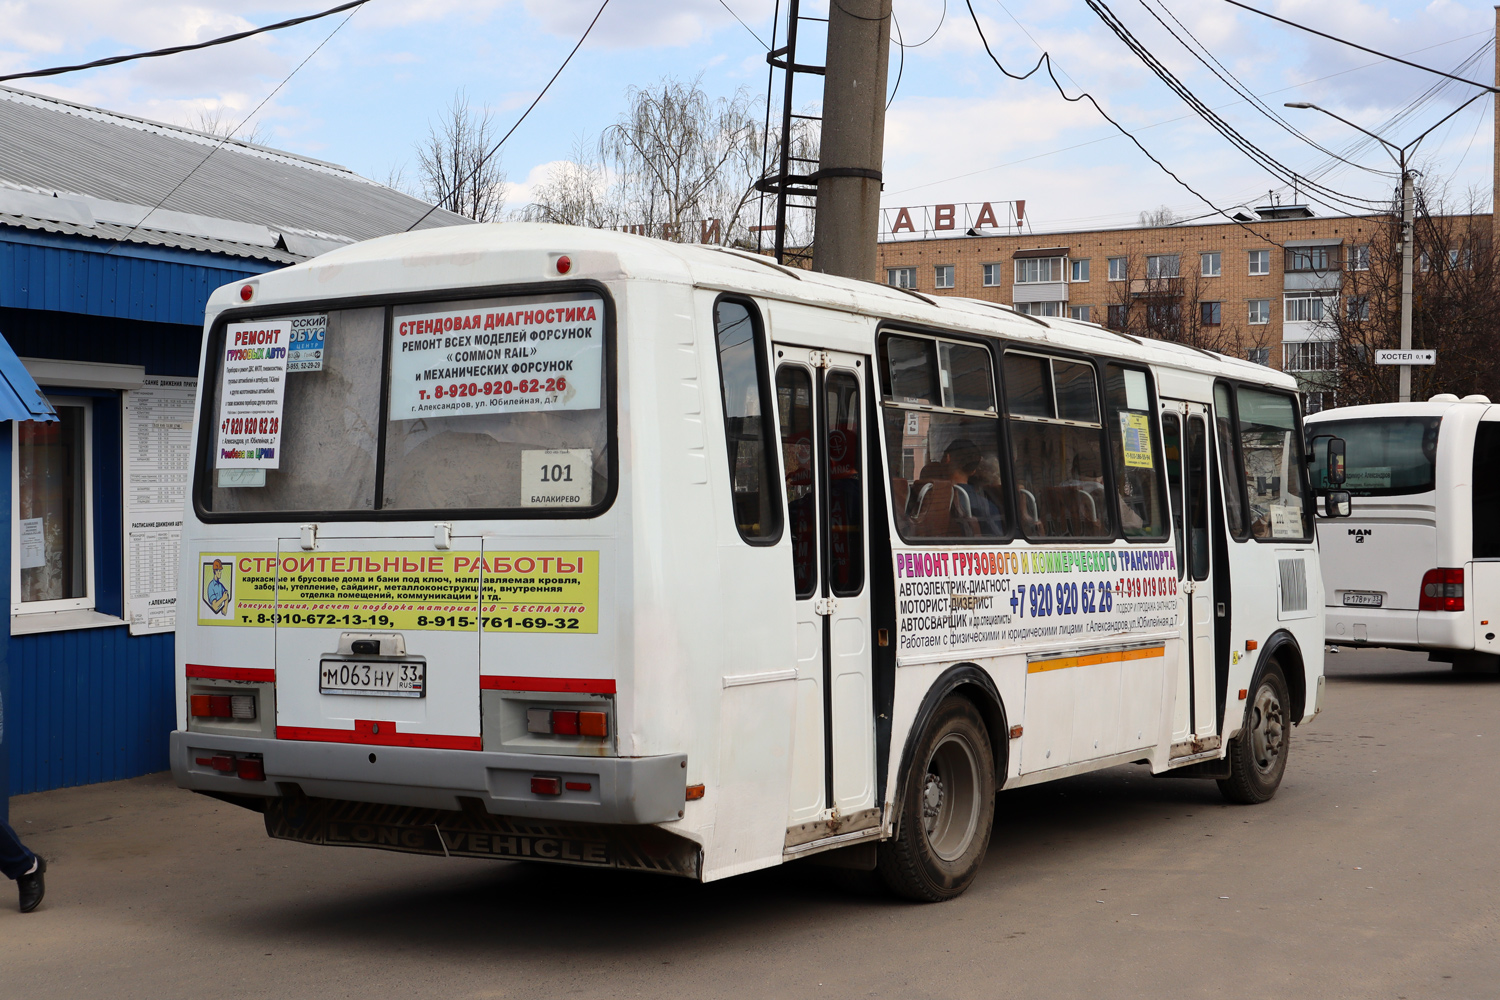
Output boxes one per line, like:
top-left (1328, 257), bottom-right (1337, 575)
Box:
top-left (190, 694), bottom-right (213, 717)
top-left (1009, 725), bottom-right (1023, 739)
top-left (1245, 640), bottom-right (1259, 651)
top-left (531, 775), bottom-right (561, 796)
top-left (1238, 688), bottom-right (1248, 700)
top-left (685, 784), bottom-right (705, 801)
top-left (579, 711), bottom-right (607, 737)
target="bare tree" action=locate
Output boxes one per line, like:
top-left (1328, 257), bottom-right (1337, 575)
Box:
top-left (1106, 251), bottom-right (1267, 360)
top-left (1138, 205), bottom-right (1178, 227)
top-left (191, 108), bottom-right (270, 147)
top-left (520, 77), bottom-right (769, 247)
top-left (1318, 184), bottom-right (1500, 406)
top-left (417, 91), bottom-right (507, 223)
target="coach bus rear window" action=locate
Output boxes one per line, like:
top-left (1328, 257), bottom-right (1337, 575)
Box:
top-left (1309, 416), bottom-right (1440, 496)
top-left (202, 291), bottom-right (611, 516)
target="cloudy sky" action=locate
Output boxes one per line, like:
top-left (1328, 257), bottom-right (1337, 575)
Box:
top-left (1, 0), bottom-right (1494, 233)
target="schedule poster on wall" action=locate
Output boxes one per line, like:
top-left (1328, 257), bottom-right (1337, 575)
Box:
top-left (124, 376), bottom-right (197, 635)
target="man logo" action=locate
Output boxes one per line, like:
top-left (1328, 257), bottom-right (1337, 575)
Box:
top-left (202, 557), bottom-right (233, 616)
top-left (1348, 528), bottom-right (1372, 544)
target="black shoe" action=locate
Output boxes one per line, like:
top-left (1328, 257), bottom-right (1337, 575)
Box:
top-left (17, 856), bottom-right (45, 913)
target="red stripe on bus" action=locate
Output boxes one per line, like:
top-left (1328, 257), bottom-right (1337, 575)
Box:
top-left (275, 725), bottom-right (482, 751)
top-left (480, 675), bottom-right (617, 694)
top-left (186, 664), bottom-right (276, 683)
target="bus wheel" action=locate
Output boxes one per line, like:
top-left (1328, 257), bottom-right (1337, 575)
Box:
top-left (1218, 662), bottom-right (1290, 805)
top-left (877, 696), bottom-right (995, 902)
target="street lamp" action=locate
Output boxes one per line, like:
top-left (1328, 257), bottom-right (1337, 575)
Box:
top-left (1285, 95), bottom-right (1489, 402)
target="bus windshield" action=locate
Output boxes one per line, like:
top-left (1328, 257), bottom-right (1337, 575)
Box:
top-left (200, 291), bottom-right (611, 516)
top-left (1309, 416), bottom-right (1440, 496)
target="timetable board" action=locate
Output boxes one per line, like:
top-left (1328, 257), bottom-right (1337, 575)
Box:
top-left (123, 376), bottom-right (197, 635)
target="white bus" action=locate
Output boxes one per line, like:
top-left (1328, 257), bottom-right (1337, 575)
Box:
top-left (172, 224), bottom-right (1328, 901)
top-left (1307, 394), bottom-right (1499, 671)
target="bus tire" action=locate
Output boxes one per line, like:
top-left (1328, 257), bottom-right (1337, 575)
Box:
top-left (1217, 662), bottom-right (1290, 805)
top-left (877, 696), bottom-right (996, 902)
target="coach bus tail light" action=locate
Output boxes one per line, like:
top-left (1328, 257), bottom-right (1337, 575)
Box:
top-left (190, 693), bottom-right (256, 720)
top-left (1419, 568), bottom-right (1465, 612)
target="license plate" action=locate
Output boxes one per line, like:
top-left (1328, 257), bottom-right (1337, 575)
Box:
top-left (320, 659), bottom-right (425, 697)
top-left (1342, 592), bottom-right (1383, 607)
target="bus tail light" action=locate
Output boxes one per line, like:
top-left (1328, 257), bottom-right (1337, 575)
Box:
top-left (531, 776), bottom-right (561, 795)
top-left (1419, 568), bottom-right (1465, 611)
top-left (526, 708), bottom-right (608, 738)
top-left (236, 757), bottom-right (266, 781)
top-left (190, 693), bottom-right (256, 720)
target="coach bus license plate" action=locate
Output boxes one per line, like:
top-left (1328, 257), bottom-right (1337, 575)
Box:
top-left (320, 659), bottom-right (425, 697)
top-left (1342, 592), bottom-right (1383, 607)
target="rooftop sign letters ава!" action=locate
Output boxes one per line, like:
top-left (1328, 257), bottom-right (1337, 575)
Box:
top-left (880, 201), bottom-right (1026, 241)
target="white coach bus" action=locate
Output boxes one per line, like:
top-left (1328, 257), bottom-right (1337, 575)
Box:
top-left (1307, 395), bottom-right (1499, 671)
top-left (173, 224), bottom-right (1329, 901)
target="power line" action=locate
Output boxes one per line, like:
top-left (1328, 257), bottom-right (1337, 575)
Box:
top-left (0, 0), bottom-right (370, 84)
top-left (888, 26), bottom-right (1494, 198)
top-left (404, 0), bottom-right (611, 232)
top-left (715, 0), bottom-right (768, 50)
top-left (105, 3), bottom-right (364, 254)
top-left (960, 0), bottom-right (1283, 244)
top-left (1219, 0), bottom-right (1499, 95)
top-left (1084, 0), bottom-right (1385, 216)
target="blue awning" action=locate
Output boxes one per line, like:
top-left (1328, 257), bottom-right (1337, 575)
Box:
top-left (0, 330), bottom-right (57, 422)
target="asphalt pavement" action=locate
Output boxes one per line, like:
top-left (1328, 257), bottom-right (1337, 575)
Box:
top-left (4, 646), bottom-right (1498, 1000)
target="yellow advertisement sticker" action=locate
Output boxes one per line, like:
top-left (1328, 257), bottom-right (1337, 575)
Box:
top-left (196, 551), bottom-right (598, 632)
top-left (1120, 412), bottom-right (1154, 469)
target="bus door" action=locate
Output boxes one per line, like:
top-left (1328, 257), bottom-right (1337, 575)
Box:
top-left (272, 534), bottom-right (484, 750)
top-left (1160, 401), bottom-right (1220, 755)
top-left (774, 345), bottom-right (876, 837)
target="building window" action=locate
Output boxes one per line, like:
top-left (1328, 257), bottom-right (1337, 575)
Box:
top-left (1249, 249), bottom-right (1270, 275)
top-left (1284, 292), bottom-right (1334, 323)
top-left (1108, 256), bottom-right (1128, 281)
top-left (1448, 248), bottom-right (1472, 271)
top-left (1015, 301), bottom-right (1064, 317)
top-left (1070, 258), bottom-right (1090, 282)
top-left (1107, 304), bottom-right (1128, 329)
top-left (1284, 341), bottom-right (1337, 372)
top-left (1246, 347), bottom-right (1270, 366)
top-left (1347, 295), bottom-right (1369, 322)
top-left (1303, 391), bottom-right (1332, 415)
top-left (887, 267), bottom-right (916, 289)
top-left (1146, 254), bottom-right (1180, 278)
top-left (982, 263), bottom-right (1002, 287)
top-left (1200, 252), bottom-right (1221, 277)
top-left (1015, 257), bottom-right (1064, 283)
top-left (1248, 299), bottom-right (1271, 325)
top-left (1147, 302), bottom-right (1180, 328)
top-left (1200, 301), bottom-right (1221, 325)
top-left (1286, 246), bottom-right (1338, 272)
top-left (1348, 244), bottom-right (1370, 271)
top-left (13, 398), bottom-right (94, 615)
top-left (1069, 305), bottom-right (1091, 322)
top-left (1419, 251), bottom-right (1430, 272)
top-left (934, 264), bottom-right (955, 289)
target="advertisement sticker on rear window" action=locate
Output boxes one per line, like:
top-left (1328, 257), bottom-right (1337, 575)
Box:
top-left (216, 320), bottom-right (289, 469)
top-left (388, 297), bottom-right (603, 420)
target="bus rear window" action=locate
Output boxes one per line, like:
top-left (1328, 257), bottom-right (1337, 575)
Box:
top-left (1309, 416), bottom-right (1440, 496)
top-left (202, 291), bottom-right (611, 516)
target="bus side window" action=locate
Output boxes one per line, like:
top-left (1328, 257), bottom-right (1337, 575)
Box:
top-left (1236, 387), bottom-right (1310, 540)
top-left (714, 298), bottom-right (782, 543)
top-left (1003, 353), bottom-right (1110, 540)
top-left (776, 366), bottom-right (817, 597)
top-left (879, 334), bottom-right (1006, 541)
top-left (1103, 365), bottom-right (1167, 538)
top-left (1213, 383), bottom-right (1249, 539)
top-left (826, 371), bottom-right (864, 596)
top-left (1162, 413), bottom-right (1186, 577)
top-left (1476, 423), bottom-right (1500, 558)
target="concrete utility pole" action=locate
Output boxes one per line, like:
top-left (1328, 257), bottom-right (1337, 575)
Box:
top-left (1398, 161), bottom-right (1415, 402)
top-left (812, 0), bottom-right (893, 282)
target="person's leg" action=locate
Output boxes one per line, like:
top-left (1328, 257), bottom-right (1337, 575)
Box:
top-left (0, 819), bottom-right (38, 880)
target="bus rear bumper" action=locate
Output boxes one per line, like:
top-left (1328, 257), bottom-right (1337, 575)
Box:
top-left (170, 730), bottom-right (688, 825)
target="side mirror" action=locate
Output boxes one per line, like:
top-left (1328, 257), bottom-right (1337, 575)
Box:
top-left (1326, 437), bottom-right (1346, 487)
top-left (1324, 490), bottom-right (1352, 518)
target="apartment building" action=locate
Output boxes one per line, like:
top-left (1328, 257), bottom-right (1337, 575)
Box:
top-left (874, 206), bottom-right (1477, 410)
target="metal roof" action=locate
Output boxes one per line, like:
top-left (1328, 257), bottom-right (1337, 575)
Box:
top-left (0, 327), bottom-right (56, 421)
top-left (0, 85), bottom-right (471, 263)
